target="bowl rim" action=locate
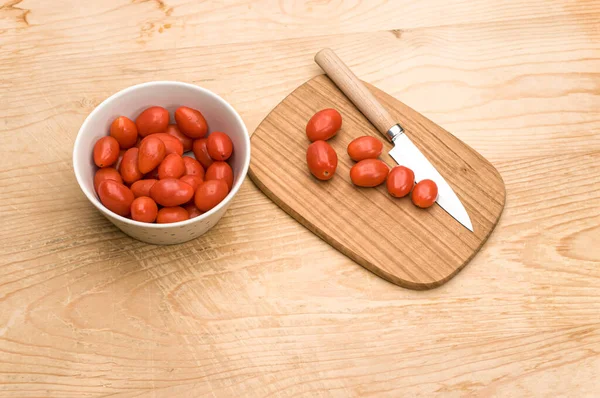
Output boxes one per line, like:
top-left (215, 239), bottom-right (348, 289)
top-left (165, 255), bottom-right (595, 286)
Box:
top-left (73, 80), bottom-right (250, 229)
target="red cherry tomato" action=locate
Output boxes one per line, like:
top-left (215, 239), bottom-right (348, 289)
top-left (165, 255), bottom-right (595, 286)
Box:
top-left (306, 140), bottom-right (337, 181)
top-left (164, 124), bottom-right (193, 152)
top-left (347, 136), bottom-right (383, 162)
top-left (94, 167), bottom-right (123, 192)
top-left (157, 207), bottom-right (189, 224)
top-left (150, 178), bottom-right (195, 207)
top-left (147, 133), bottom-right (184, 156)
top-left (158, 153), bottom-right (185, 179)
top-left (174, 106), bottom-right (208, 138)
top-left (207, 132), bottom-right (233, 161)
top-left (119, 147), bottom-right (143, 185)
top-left (205, 161), bottom-right (233, 190)
top-left (306, 108), bottom-right (342, 142)
top-left (138, 136), bottom-right (166, 174)
top-left (130, 179), bottom-right (157, 198)
top-left (110, 116), bottom-right (138, 149)
top-left (194, 180), bottom-right (229, 212)
top-left (97, 180), bottom-right (134, 217)
top-left (180, 175), bottom-right (203, 192)
top-left (130, 196), bottom-right (158, 223)
top-left (412, 179), bottom-right (438, 208)
top-left (182, 156), bottom-right (204, 179)
top-left (183, 203), bottom-right (203, 218)
top-left (93, 136), bottom-right (120, 168)
top-left (386, 166), bottom-right (415, 198)
top-left (135, 106), bottom-right (169, 137)
top-left (350, 159), bottom-right (389, 187)
top-left (192, 138), bottom-right (214, 169)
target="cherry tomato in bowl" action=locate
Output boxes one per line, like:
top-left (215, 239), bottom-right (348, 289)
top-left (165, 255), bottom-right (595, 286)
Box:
top-left (175, 106), bottom-right (208, 138)
top-left (136, 106), bottom-right (169, 137)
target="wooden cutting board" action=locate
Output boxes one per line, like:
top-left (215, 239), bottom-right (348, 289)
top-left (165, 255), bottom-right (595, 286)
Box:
top-left (249, 74), bottom-right (505, 289)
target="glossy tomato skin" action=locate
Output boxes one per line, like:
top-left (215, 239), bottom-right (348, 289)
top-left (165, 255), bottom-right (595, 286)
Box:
top-left (138, 136), bottom-right (166, 174)
top-left (412, 179), bottom-right (438, 208)
top-left (306, 140), bottom-right (337, 181)
top-left (306, 109), bottom-right (342, 141)
top-left (164, 124), bottom-right (193, 152)
top-left (175, 106), bottom-right (208, 138)
top-left (150, 178), bottom-right (194, 207)
top-left (94, 168), bottom-right (123, 192)
top-left (350, 159), bottom-right (389, 187)
top-left (184, 203), bottom-right (203, 218)
top-left (148, 133), bottom-right (184, 156)
top-left (182, 156), bottom-right (204, 178)
top-left (347, 136), bottom-right (383, 161)
top-left (157, 207), bottom-right (189, 224)
top-left (97, 180), bottom-right (135, 217)
top-left (119, 147), bottom-right (143, 184)
top-left (192, 138), bottom-right (214, 169)
top-left (93, 136), bottom-right (120, 168)
top-left (180, 175), bottom-right (203, 192)
top-left (136, 106), bottom-right (169, 137)
top-left (130, 196), bottom-right (158, 223)
top-left (158, 153), bottom-right (186, 179)
top-left (386, 166), bottom-right (415, 198)
top-left (205, 161), bottom-right (233, 190)
top-left (207, 132), bottom-right (233, 161)
top-left (110, 116), bottom-right (138, 149)
top-left (194, 180), bottom-right (229, 212)
top-left (130, 179), bottom-right (157, 198)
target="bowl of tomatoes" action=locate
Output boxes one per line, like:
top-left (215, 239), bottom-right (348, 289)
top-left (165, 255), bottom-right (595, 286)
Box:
top-left (73, 81), bottom-right (250, 245)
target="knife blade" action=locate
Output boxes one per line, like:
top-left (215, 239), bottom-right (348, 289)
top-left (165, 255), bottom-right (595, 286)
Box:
top-left (314, 48), bottom-right (474, 232)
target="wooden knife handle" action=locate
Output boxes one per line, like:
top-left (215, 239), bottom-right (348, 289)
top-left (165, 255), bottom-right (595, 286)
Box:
top-left (315, 48), bottom-right (397, 141)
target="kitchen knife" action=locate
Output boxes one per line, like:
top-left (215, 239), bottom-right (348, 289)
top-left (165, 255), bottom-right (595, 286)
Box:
top-left (315, 48), bottom-right (473, 232)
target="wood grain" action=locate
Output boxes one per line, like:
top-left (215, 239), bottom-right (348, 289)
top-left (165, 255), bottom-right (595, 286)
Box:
top-left (0, 0), bottom-right (599, 396)
top-left (249, 74), bottom-right (505, 289)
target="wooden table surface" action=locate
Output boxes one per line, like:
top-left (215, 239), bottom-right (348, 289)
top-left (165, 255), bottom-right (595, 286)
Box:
top-left (1, 1), bottom-right (599, 396)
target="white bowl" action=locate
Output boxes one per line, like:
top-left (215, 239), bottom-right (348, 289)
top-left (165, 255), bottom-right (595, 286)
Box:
top-left (73, 81), bottom-right (250, 245)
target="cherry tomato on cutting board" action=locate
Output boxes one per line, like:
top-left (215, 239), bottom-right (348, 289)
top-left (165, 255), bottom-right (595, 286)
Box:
top-left (182, 156), bottom-right (204, 179)
top-left (205, 161), bottom-right (233, 190)
top-left (130, 196), bottom-right (158, 223)
top-left (119, 147), bottom-right (143, 184)
top-left (136, 106), bottom-right (169, 137)
top-left (386, 166), bottom-right (415, 198)
top-left (180, 175), bottom-right (203, 192)
top-left (157, 207), bottom-right (189, 224)
top-left (97, 180), bottom-right (134, 217)
top-left (306, 109), bottom-right (342, 142)
top-left (347, 136), bottom-right (383, 162)
top-left (350, 159), bottom-right (389, 187)
top-left (194, 180), bottom-right (229, 212)
top-left (164, 124), bottom-right (193, 152)
top-left (412, 179), bottom-right (438, 208)
top-left (138, 136), bottom-right (166, 174)
top-left (150, 178), bottom-right (195, 207)
top-left (192, 138), bottom-right (214, 169)
top-left (110, 116), bottom-right (138, 149)
top-left (207, 132), bottom-right (233, 161)
top-left (158, 153), bottom-right (186, 179)
top-left (94, 168), bottom-right (122, 192)
top-left (175, 106), bottom-right (208, 138)
top-left (130, 179), bottom-right (157, 198)
top-left (306, 140), bottom-right (337, 181)
top-left (93, 136), bottom-right (120, 168)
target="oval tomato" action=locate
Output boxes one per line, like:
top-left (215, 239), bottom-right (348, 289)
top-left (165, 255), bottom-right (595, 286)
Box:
top-left (138, 136), bottom-right (166, 174)
top-left (386, 166), bottom-right (415, 198)
top-left (306, 140), bottom-right (337, 180)
top-left (164, 124), bottom-right (193, 152)
top-left (412, 179), bottom-right (438, 208)
top-left (150, 178), bottom-right (194, 207)
top-left (184, 203), bottom-right (203, 218)
top-left (347, 136), bottom-right (383, 161)
top-left (194, 180), bottom-right (229, 212)
top-left (157, 207), bottom-right (189, 224)
top-left (205, 161), bottom-right (233, 190)
top-left (192, 138), bottom-right (213, 169)
top-left (158, 153), bottom-right (185, 179)
top-left (180, 175), bottom-right (203, 192)
top-left (182, 156), bottom-right (204, 178)
top-left (350, 159), bottom-right (389, 187)
top-left (306, 108), bottom-right (342, 141)
top-left (97, 180), bottom-right (134, 217)
top-left (130, 196), bottom-right (158, 223)
top-left (94, 167), bottom-right (123, 192)
top-left (119, 147), bottom-right (143, 184)
top-left (93, 136), bottom-right (120, 168)
top-left (148, 133), bottom-right (184, 156)
top-left (110, 116), bottom-right (138, 149)
top-left (135, 106), bottom-right (169, 137)
top-left (175, 106), bottom-right (208, 138)
top-left (207, 132), bottom-right (233, 161)
top-left (130, 179), bottom-right (157, 198)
